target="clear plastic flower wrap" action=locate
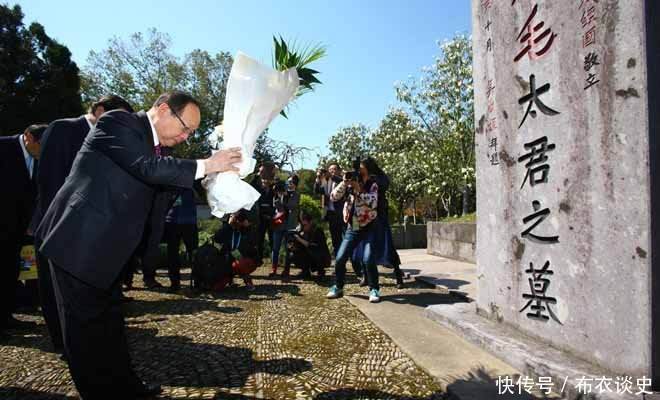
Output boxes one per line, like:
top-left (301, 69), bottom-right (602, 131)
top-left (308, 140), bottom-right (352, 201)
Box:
top-left (203, 52), bottom-right (299, 218)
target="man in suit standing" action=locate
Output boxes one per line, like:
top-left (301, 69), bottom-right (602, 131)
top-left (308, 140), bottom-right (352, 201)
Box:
top-left (122, 158), bottom-right (179, 293)
top-left (35, 91), bottom-right (242, 399)
top-left (30, 95), bottom-right (134, 355)
top-left (162, 187), bottom-right (200, 291)
top-left (314, 163), bottom-right (345, 256)
top-left (0, 124), bottom-right (48, 341)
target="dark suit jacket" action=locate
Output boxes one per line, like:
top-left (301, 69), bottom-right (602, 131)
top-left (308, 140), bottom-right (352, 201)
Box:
top-left (133, 146), bottom-right (177, 267)
top-left (30, 116), bottom-right (91, 234)
top-left (314, 175), bottom-right (344, 213)
top-left (0, 134), bottom-right (36, 242)
top-left (36, 110), bottom-right (197, 289)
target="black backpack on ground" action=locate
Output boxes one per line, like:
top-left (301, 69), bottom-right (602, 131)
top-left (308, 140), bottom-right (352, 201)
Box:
top-left (191, 242), bottom-right (232, 290)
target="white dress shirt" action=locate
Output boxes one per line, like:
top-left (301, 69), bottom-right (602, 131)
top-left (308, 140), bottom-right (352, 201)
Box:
top-left (84, 114), bottom-right (94, 130)
top-left (18, 134), bottom-right (35, 178)
top-left (324, 179), bottom-right (336, 211)
top-left (146, 112), bottom-right (206, 179)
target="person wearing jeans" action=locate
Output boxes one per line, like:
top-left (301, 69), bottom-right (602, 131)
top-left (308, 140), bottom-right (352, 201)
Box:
top-left (326, 159), bottom-right (381, 303)
top-left (269, 175), bottom-right (300, 280)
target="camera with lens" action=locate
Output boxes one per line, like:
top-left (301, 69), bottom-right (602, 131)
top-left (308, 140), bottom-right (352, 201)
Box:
top-left (286, 229), bottom-right (302, 251)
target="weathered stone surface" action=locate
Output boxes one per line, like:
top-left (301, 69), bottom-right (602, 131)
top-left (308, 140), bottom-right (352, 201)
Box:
top-left (392, 224), bottom-right (428, 249)
top-left (426, 303), bottom-right (637, 400)
top-left (473, 0), bottom-right (651, 377)
top-left (427, 223), bottom-right (476, 263)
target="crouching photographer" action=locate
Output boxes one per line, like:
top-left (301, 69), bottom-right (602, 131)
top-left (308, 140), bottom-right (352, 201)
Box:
top-left (211, 210), bottom-right (259, 290)
top-left (285, 213), bottom-right (331, 280)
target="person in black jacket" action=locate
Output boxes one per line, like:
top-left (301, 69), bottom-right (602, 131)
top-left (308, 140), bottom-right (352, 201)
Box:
top-left (286, 213), bottom-right (331, 280)
top-left (34, 91), bottom-right (242, 399)
top-left (314, 163), bottom-right (345, 256)
top-left (212, 210), bottom-right (259, 290)
top-left (0, 124), bottom-right (47, 340)
top-left (29, 95), bottom-right (133, 353)
top-left (250, 162), bottom-right (276, 263)
top-left (121, 150), bottom-right (178, 293)
top-left (162, 187), bottom-right (200, 291)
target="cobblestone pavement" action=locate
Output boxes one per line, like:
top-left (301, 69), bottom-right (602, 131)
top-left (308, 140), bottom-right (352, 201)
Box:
top-left (0, 266), bottom-right (445, 399)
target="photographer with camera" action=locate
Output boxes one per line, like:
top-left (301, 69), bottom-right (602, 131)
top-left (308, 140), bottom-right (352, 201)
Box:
top-left (326, 158), bottom-right (382, 303)
top-left (211, 210), bottom-right (259, 290)
top-left (351, 157), bottom-right (405, 289)
top-left (250, 162), bottom-right (277, 264)
top-left (269, 175), bottom-right (300, 279)
top-left (314, 163), bottom-right (345, 256)
top-left (285, 212), bottom-right (331, 280)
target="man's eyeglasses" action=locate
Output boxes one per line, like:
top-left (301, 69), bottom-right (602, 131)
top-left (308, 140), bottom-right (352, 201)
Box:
top-left (169, 106), bottom-right (195, 136)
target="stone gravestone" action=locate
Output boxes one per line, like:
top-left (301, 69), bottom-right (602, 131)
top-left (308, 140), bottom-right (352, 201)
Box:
top-left (431, 0), bottom-right (658, 397)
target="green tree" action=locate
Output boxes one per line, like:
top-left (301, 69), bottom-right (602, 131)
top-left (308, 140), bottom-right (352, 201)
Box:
top-left (0, 4), bottom-right (82, 135)
top-left (298, 193), bottom-right (323, 227)
top-left (395, 34), bottom-right (475, 216)
top-left (295, 168), bottom-right (317, 197)
top-left (372, 108), bottom-right (428, 222)
top-left (325, 123), bottom-right (372, 170)
top-left (81, 29), bottom-right (233, 159)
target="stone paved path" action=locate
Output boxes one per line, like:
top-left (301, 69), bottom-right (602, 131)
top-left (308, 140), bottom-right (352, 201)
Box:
top-left (0, 266), bottom-right (445, 399)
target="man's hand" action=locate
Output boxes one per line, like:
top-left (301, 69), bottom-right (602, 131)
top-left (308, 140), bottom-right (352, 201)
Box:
top-left (205, 147), bottom-right (242, 174)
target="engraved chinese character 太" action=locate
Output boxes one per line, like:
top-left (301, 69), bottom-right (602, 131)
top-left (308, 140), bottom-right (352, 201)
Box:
top-left (518, 74), bottom-right (561, 129)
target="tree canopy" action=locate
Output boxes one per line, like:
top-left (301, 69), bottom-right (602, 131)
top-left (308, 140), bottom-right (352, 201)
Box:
top-left (0, 4), bottom-right (82, 135)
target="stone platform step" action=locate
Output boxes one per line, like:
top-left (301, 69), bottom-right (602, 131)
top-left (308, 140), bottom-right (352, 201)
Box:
top-left (425, 302), bottom-right (650, 400)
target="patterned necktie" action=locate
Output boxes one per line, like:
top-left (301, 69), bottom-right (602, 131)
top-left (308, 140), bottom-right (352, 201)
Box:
top-left (154, 144), bottom-right (162, 157)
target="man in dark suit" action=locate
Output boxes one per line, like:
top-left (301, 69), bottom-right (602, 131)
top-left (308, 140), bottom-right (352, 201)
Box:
top-left (162, 187), bottom-right (200, 291)
top-left (29, 95), bottom-right (134, 355)
top-left (122, 151), bottom-right (178, 292)
top-left (314, 163), bottom-right (345, 256)
top-left (35, 91), bottom-right (242, 399)
top-left (0, 124), bottom-right (47, 340)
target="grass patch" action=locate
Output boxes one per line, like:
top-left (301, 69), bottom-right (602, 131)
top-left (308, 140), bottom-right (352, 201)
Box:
top-left (439, 212), bottom-right (476, 223)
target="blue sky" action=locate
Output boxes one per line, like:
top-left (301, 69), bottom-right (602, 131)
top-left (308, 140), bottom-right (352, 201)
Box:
top-left (15, 0), bottom-right (471, 168)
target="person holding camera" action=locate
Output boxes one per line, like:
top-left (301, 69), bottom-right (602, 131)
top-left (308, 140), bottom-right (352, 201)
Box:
top-left (314, 163), bottom-right (345, 257)
top-left (326, 158), bottom-right (382, 303)
top-left (269, 175), bottom-right (300, 279)
top-left (351, 157), bottom-right (405, 289)
top-left (212, 210), bottom-right (259, 290)
top-left (250, 162), bottom-right (277, 264)
top-left (285, 212), bottom-right (331, 280)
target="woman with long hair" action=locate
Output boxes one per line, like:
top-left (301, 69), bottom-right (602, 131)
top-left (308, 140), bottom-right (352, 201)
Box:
top-left (326, 159), bottom-right (382, 302)
top-left (352, 157), bottom-right (405, 289)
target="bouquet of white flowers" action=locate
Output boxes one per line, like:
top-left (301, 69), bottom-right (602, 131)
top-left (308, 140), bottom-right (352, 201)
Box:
top-left (204, 38), bottom-right (326, 218)
top-left (203, 52), bottom-right (299, 218)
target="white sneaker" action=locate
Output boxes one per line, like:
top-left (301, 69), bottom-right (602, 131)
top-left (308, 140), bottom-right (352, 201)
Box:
top-left (369, 288), bottom-right (380, 303)
top-left (326, 285), bottom-right (343, 299)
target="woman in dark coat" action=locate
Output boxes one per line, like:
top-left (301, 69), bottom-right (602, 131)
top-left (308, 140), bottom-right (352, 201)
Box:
top-left (352, 157), bottom-right (405, 289)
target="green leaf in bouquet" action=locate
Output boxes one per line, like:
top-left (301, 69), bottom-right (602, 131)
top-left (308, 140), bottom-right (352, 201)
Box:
top-left (272, 35), bottom-right (326, 118)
